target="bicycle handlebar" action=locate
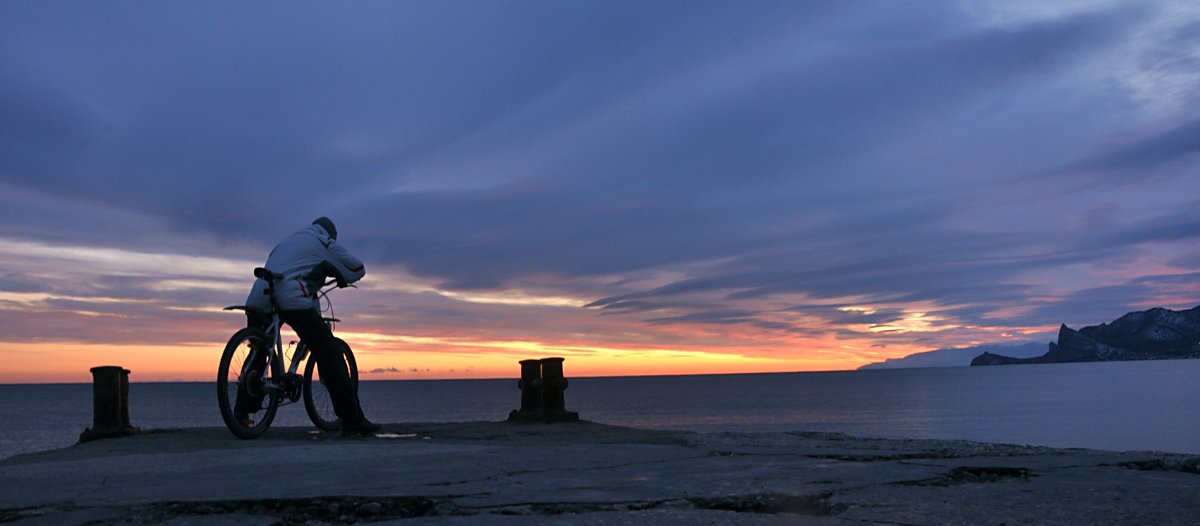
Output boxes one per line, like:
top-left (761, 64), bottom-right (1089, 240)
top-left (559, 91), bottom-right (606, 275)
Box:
top-left (253, 268), bottom-right (353, 298)
top-left (320, 279), bottom-right (356, 291)
top-left (236, 268), bottom-right (350, 323)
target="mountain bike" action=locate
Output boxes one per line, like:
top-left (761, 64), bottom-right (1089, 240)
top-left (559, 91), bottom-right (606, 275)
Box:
top-left (217, 267), bottom-right (359, 439)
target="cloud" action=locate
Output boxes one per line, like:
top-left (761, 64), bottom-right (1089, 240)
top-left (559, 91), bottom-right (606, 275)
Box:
top-left (366, 367), bottom-right (401, 374)
top-left (0, 2), bottom-right (1197, 374)
top-left (1038, 118), bottom-right (1200, 184)
top-left (0, 273), bottom-right (43, 294)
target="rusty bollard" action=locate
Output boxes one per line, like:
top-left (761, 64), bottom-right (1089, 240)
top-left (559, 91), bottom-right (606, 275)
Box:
top-left (518, 359), bottom-right (543, 414)
top-left (538, 357), bottom-right (578, 421)
top-left (119, 366), bottom-right (133, 429)
top-left (80, 366), bottom-right (140, 442)
top-left (508, 357), bottom-right (578, 423)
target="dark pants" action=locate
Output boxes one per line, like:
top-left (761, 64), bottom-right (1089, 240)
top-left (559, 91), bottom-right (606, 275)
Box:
top-left (237, 309), bottom-right (363, 424)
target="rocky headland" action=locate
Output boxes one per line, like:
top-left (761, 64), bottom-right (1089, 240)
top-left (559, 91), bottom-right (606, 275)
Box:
top-left (972, 305), bottom-right (1200, 366)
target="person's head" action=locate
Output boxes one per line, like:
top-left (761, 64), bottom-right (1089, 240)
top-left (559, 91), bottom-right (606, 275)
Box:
top-left (312, 217), bottom-right (337, 240)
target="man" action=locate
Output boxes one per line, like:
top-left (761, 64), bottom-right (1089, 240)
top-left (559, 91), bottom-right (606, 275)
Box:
top-left (239, 217), bottom-right (380, 436)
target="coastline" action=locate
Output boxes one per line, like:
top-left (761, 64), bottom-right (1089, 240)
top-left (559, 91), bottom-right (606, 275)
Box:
top-left (3, 421), bottom-right (1199, 525)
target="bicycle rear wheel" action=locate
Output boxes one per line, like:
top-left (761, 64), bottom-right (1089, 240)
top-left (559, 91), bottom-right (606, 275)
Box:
top-left (217, 327), bottom-right (281, 439)
top-left (303, 337), bottom-right (359, 431)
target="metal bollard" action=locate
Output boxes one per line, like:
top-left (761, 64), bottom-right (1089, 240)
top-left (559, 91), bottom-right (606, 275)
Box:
top-left (508, 359), bottom-right (542, 421)
top-left (538, 358), bottom-right (569, 414)
top-left (120, 367), bottom-right (132, 429)
top-left (508, 357), bottom-right (578, 423)
top-left (80, 366), bottom-right (140, 442)
top-left (518, 359), bottom-right (544, 414)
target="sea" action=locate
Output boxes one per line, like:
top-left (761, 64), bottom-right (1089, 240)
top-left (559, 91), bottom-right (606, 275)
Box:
top-left (3, 359), bottom-right (1198, 461)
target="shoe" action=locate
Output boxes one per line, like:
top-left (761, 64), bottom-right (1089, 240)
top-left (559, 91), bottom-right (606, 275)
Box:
top-left (236, 413), bottom-right (255, 427)
top-left (341, 418), bottom-right (382, 437)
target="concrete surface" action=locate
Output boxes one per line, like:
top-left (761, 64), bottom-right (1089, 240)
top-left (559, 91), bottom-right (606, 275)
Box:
top-left (2, 421), bottom-right (1198, 525)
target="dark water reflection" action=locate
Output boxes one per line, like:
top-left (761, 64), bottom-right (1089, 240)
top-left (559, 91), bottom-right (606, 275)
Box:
top-left (2, 359), bottom-right (1197, 459)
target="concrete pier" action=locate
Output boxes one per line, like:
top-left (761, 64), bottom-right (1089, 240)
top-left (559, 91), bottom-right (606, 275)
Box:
top-left (3, 422), bottom-right (1199, 525)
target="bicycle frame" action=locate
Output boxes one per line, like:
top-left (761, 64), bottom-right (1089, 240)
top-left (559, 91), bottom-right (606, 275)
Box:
top-left (225, 272), bottom-right (342, 403)
top-left (219, 268), bottom-right (356, 438)
top-left (244, 309), bottom-right (310, 400)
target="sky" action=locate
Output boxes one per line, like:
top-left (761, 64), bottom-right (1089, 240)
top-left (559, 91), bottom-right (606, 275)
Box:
top-left (2, 1), bottom-right (1199, 383)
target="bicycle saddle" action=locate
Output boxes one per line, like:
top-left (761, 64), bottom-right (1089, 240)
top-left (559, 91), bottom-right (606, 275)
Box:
top-left (222, 305), bottom-right (269, 317)
top-left (254, 267), bottom-right (284, 280)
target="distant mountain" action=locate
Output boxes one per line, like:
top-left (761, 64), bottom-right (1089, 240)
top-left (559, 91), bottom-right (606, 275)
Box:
top-left (858, 342), bottom-right (1047, 370)
top-left (971, 305), bottom-right (1200, 366)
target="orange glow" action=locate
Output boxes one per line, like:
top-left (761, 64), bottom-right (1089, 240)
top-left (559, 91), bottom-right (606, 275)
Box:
top-left (5, 236), bottom-right (1179, 385)
top-left (0, 233), bottom-right (1078, 384)
top-left (0, 342), bottom-right (220, 383)
top-left (0, 331), bottom-right (910, 384)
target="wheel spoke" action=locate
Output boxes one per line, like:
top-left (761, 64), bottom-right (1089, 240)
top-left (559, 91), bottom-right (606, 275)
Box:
top-left (218, 328), bottom-right (279, 439)
top-left (304, 339), bottom-right (358, 431)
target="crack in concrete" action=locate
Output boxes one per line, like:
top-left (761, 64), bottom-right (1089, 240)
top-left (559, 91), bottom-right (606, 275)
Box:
top-left (1115, 458), bottom-right (1200, 475)
top-left (0, 490), bottom-right (855, 524)
top-left (687, 492), bottom-right (845, 515)
top-left (446, 451), bottom-right (716, 487)
top-left (894, 466), bottom-right (1032, 487)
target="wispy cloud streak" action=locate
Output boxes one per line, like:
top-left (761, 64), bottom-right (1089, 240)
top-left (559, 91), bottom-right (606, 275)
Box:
top-left (0, 1), bottom-right (1198, 380)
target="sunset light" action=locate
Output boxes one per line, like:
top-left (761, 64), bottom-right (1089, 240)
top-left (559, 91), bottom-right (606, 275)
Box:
top-left (5, 6), bottom-right (1200, 522)
top-left (1, 1), bottom-right (1197, 385)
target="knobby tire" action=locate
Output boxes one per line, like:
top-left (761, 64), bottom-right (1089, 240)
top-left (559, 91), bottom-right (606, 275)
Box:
top-left (303, 337), bottom-right (359, 431)
top-left (217, 327), bottom-right (281, 439)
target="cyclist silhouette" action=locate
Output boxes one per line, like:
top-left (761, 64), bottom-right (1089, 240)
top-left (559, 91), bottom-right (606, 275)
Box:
top-left (238, 217), bottom-right (380, 436)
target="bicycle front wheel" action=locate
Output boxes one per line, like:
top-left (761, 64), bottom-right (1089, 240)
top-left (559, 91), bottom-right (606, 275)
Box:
top-left (303, 337), bottom-right (360, 431)
top-left (217, 327), bottom-right (280, 439)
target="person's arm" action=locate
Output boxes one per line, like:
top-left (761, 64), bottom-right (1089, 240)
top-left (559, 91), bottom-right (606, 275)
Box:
top-left (324, 244), bottom-right (366, 286)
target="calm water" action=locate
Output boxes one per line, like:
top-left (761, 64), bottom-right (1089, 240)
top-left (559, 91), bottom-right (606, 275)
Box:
top-left (3, 360), bottom-right (1198, 460)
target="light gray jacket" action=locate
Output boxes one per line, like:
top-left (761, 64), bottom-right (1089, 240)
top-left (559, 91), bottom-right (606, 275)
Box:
top-left (245, 224), bottom-right (366, 311)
